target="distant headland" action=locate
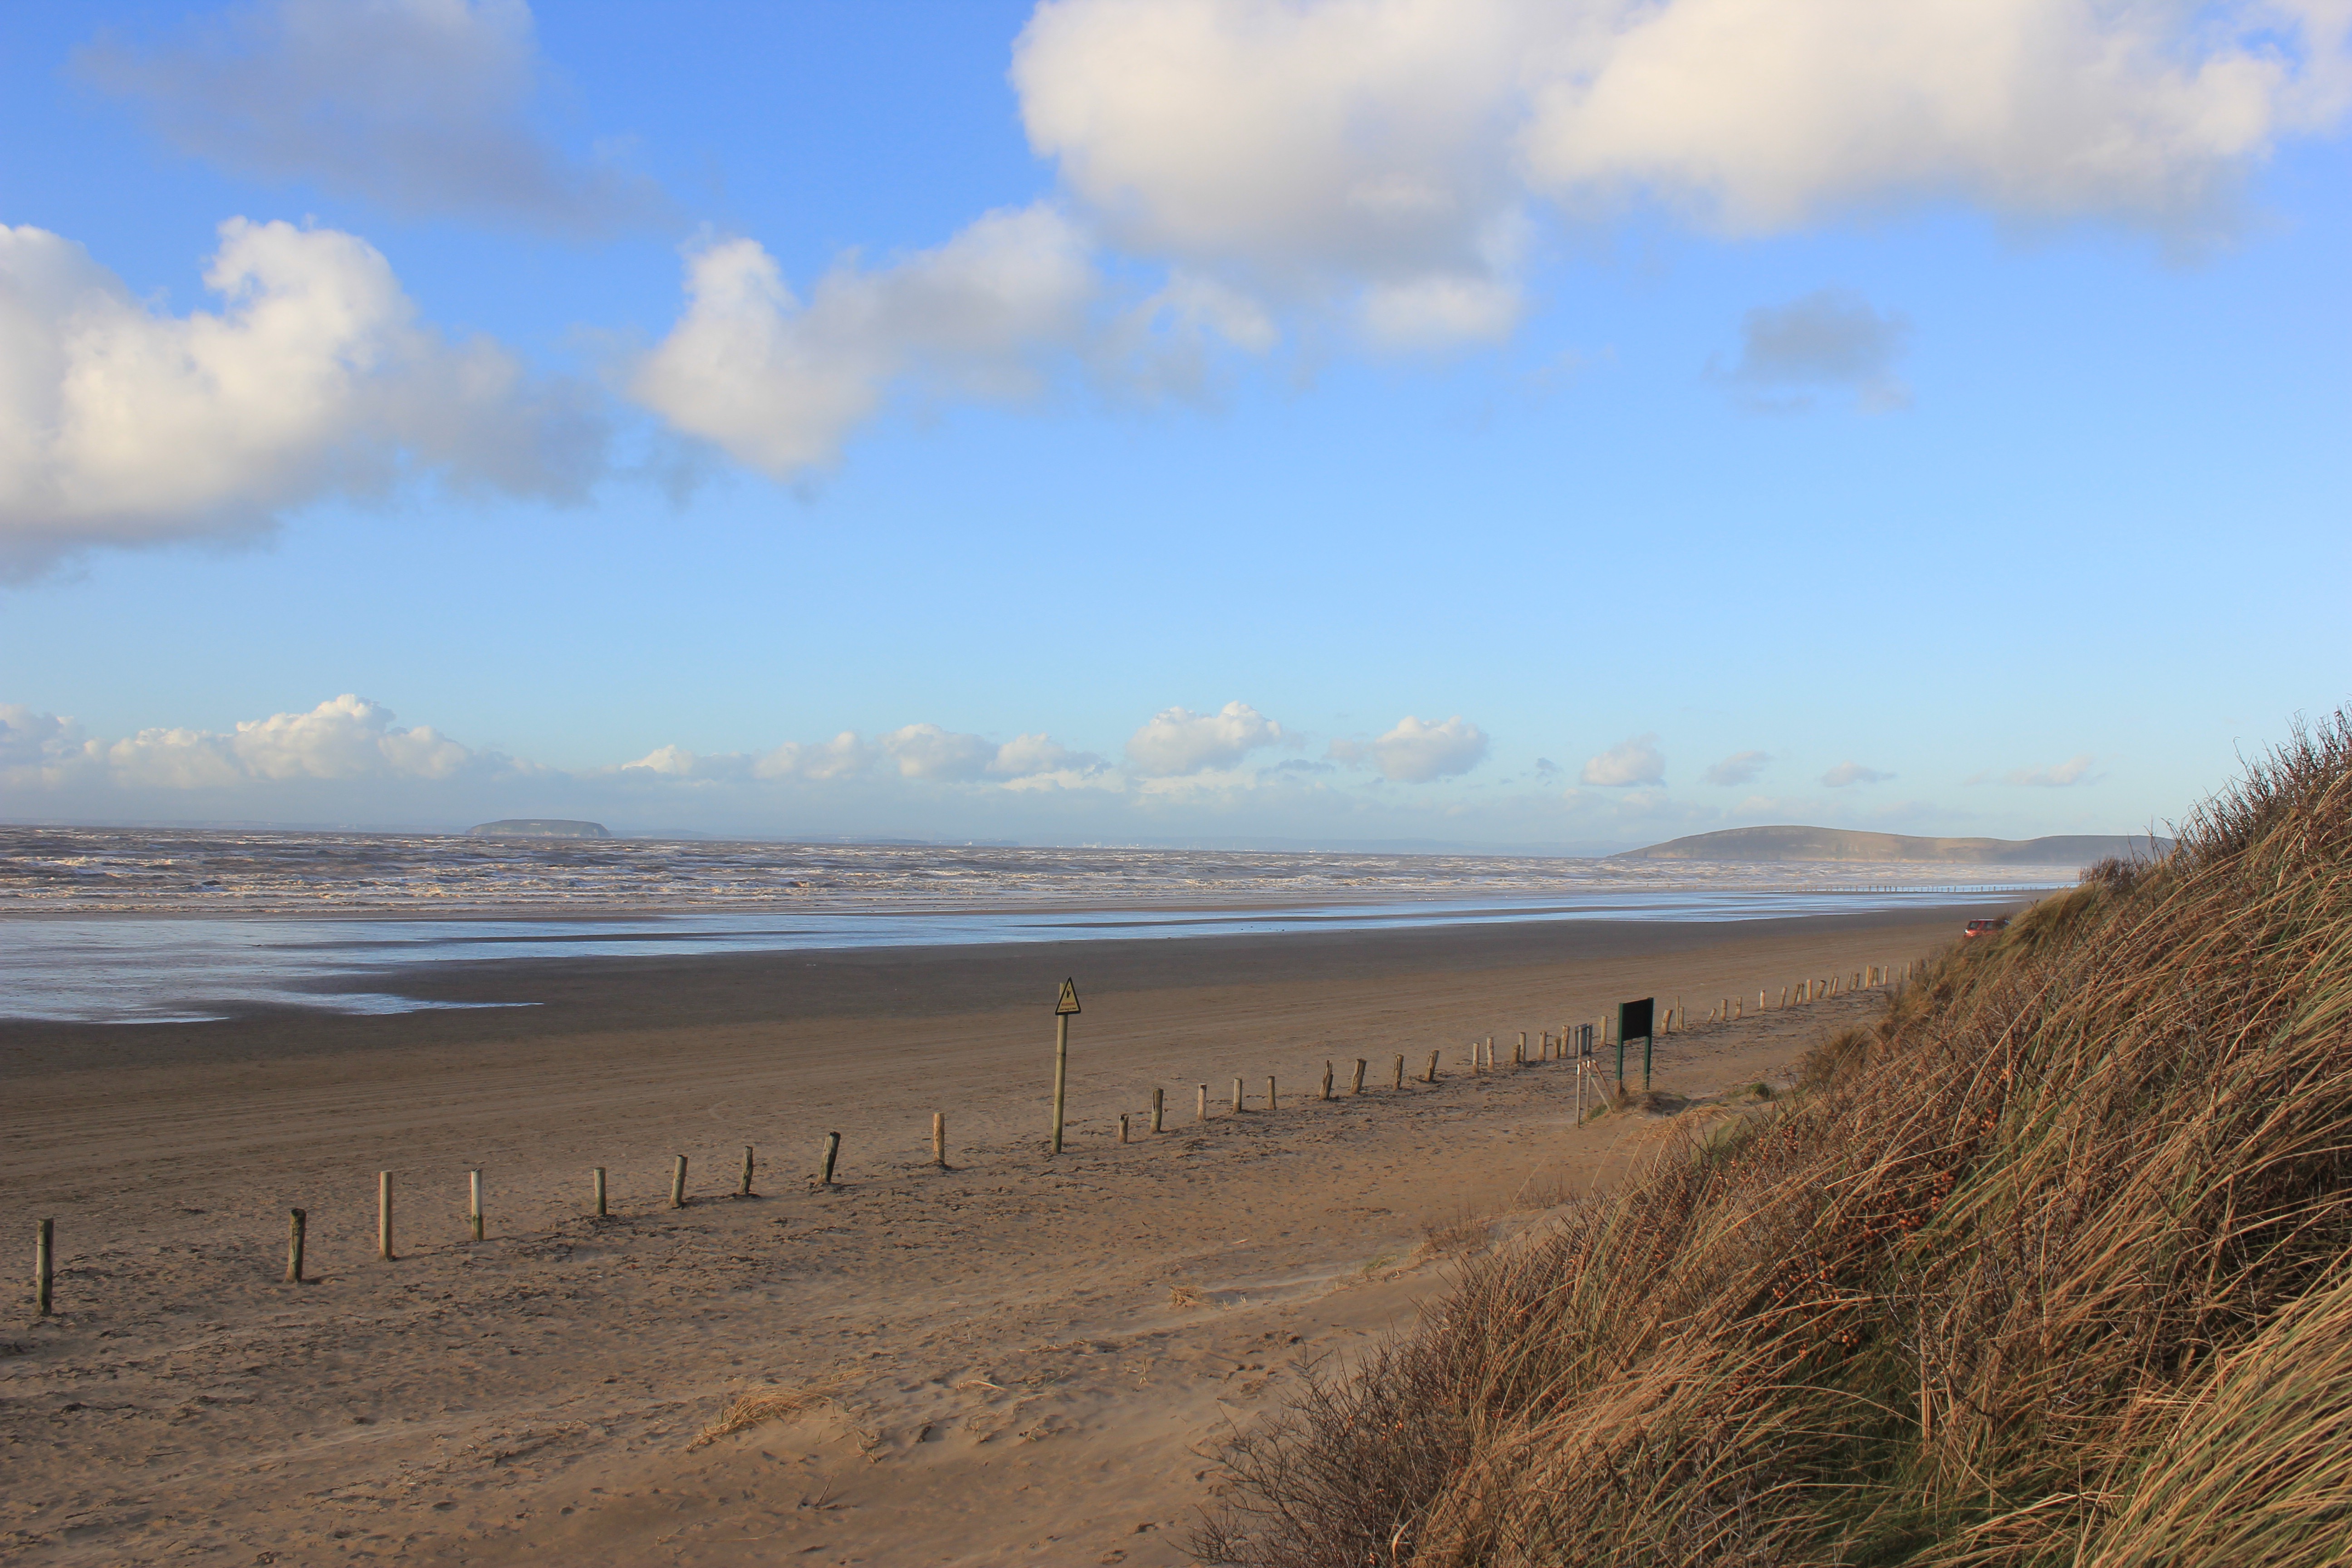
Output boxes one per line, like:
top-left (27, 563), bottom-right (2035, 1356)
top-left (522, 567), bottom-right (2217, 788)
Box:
top-left (463, 819), bottom-right (610, 839)
top-left (1616, 825), bottom-right (2169, 865)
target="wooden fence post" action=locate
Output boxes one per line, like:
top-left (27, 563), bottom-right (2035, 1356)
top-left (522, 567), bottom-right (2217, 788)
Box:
top-left (1425, 1049), bottom-right (1440, 1084)
top-left (593, 1166), bottom-right (608, 1218)
top-left (286, 1208), bottom-right (306, 1284)
top-left (469, 1170), bottom-right (484, 1242)
top-left (1233, 1078), bottom-right (1245, 1113)
top-left (671, 1154), bottom-right (689, 1209)
top-left (1198, 1083), bottom-right (1209, 1122)
top-left (1152, 1088), bottom-right (1164, 1133)
top-left (1321, 1062), bottom-right (1333, 1101)
top-left (35, 1219), bottom-right (53, 1317)
top-left (740, 1146), bottom-right (756, 1197)
top-left (1120, 1114), bottom-right (1131, 1144)
top-left (1267, 1075), bottom-right (1278, 1112)
top-left (933, 1113), bottom-right (948, 1166)
top-left (378, 1171), bottom-right (394, 1260)
top-left (819, 1132), bottom-right (840, 1186)
top-left (1351, 1058), bottom-right (1367, 1094)
top-left (1392, 1054), bottom-right (1405, 1089)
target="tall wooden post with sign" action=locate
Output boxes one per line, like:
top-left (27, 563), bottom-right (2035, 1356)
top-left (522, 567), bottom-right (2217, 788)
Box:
top-left (1050, 978), bottom-right (1081, 1155)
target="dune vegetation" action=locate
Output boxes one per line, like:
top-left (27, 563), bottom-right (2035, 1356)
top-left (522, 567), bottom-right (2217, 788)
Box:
top-left (1200, 714), bottom-right (2352, 1567)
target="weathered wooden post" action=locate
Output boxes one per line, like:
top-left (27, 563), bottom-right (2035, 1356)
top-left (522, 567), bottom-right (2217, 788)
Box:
top-left (1393, 1054), bottom-right (1405, 1089)
top-left (378, 1171), bottom-right (394, 1260)
top-left (469, 1170), bottom-right (484, 1241)
top-left (1425, 1049), bottom-right (1440, 1084)
top-left (1233, 1077), bottom-right (1245, 1112)
top-left (1321, 1062), bottom-right (1334, 1100)
top-left (593, 1166), bottom-right (608, 1217)
top-left (933, 1113), bottom-right (948, 1166)
top-left (1197, 1083), bottom-right (1209, 1122)
top-left (1151, 1088), bottom-right (1164, 1133)
top-left (286, 1209), bottom-right (306, 1284)
top-left (819, 1131), bottom-right (841, 1186)
top-left (740, 1146), bottom-right (756, 1196)
top-left (1351, 1058), bottom-right (1367, 1095)
top-left (1050, 978), bottom-right (1081, 1156)
top-left (34, 1219), bottom-right (53, 1316)
top-left (671, 1154), bottom-right (689, 1209)
top-left (1267, 1075), bottom-right (1278, 1111)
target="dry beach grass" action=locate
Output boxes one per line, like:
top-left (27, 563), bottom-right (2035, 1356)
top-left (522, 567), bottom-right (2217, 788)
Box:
top-left (1198, 712), bottom-right (2352, 1567)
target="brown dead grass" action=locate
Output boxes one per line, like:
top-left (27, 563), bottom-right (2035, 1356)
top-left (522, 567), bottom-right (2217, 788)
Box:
top-left (1196, 710), bottom-right (2352, 1568)
top-left (689, 1379), bottom-right (849, 1448)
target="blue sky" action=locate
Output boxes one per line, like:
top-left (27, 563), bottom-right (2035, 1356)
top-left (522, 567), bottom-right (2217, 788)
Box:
top-left (2, 0), bottom-right (2347, 848)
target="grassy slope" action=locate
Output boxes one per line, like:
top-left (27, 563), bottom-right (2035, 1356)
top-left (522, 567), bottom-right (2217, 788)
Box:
top-left (1202, 717), bottom-right (2352, 1567)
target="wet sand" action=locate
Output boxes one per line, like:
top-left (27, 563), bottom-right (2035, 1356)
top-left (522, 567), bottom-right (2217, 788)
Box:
top-left (0, 902), bottom-right (2011, 1565)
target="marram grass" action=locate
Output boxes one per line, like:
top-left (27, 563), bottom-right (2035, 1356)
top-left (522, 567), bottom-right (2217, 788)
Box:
top-left (1197, 712), bottom-right (2352, 1568)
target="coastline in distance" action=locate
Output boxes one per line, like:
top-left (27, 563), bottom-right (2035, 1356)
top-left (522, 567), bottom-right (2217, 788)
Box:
top-left (1617, 825), bottom-right (2171, 865)
top-left (463, 819), bottom-right (611, 839)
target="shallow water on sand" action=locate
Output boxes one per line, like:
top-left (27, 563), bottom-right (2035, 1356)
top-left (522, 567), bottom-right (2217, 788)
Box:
top-left (0, 827), bottom-right (2066, 1023)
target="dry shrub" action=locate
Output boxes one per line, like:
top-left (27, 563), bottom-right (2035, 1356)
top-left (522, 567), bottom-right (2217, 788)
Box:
top-left (690, 1380), bottom-right (846, 1448)
top-left (2080, 853), bottom-right (2155, 894)
top-left (1419, 1208), bottom-right (1490, 1257)
top-left (1196, 709), bottom-right (2352, 1568)
top-left (1796, 1024), bottom-right (1872, 1091)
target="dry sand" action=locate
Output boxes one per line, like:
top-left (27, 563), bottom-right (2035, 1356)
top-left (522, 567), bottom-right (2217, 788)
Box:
top-left (1, 903), bottom-right (2009, 1565)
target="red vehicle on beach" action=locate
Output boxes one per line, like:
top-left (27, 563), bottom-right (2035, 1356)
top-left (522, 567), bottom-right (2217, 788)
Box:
top-left (1962, 917), bottom-right (2009, 939)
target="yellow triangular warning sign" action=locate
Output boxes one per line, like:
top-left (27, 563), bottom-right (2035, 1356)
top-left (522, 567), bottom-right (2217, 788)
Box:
top-left (1054, 977), bottom-right (1081, 1015)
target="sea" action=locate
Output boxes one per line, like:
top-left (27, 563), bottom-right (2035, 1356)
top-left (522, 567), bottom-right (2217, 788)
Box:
top-left (0, 826), bottom-right (2070, 1024)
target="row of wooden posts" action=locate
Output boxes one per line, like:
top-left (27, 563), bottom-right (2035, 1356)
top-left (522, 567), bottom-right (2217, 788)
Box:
top-left (23, 959), bottom-right (1915, 1314)
top-left (1700, 962), bottom-right (1907, 1024)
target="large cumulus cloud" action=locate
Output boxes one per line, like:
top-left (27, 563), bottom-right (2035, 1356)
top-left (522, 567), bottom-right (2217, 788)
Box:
top-left (0, 218), bottom-right (604, 579)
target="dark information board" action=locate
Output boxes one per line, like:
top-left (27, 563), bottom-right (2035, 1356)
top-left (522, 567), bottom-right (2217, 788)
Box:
top-left (1617, 996), bottom-right (1655, 1043)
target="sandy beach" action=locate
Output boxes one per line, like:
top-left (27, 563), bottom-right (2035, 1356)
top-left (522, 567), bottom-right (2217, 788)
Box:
top-left (1, 902), bottom-right (2006, 1565)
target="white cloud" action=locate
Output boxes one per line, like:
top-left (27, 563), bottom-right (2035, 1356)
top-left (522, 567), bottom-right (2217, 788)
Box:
top-left (0, 219), bottom-right (604, 579)
top-left (1582, 733), bottom-right (1665, 787)
top-left (1014, 0), bottom-right (1535, 347)
top-left (0, 705), bottom-right (100, 788)
top-left (616, 725), bottom-right (1112, 789)
top-left (988, 732), bottom-right (1105, 779)
top-left (880, 724), bottom-right (998, 783)
top-left (1700, 749), bottom-right (1771, 786)
top-left (1522, 0), bottom-right (2348, 238)
top-left (876, 724), bottom-right (1108, 783)
top-left (1126, 701), bottom-right (1288, 775)
top-left (1822, 760), bottom-right (1895, 787)
top-left (76, 0), bottom-right (666, 235)
top-left (1331, 714), bottom-right (1490, 782)
top-left (631, 206), bottom-right (1098, 479)
top-left (1, 695), bottom-right (513, 793)
top-left (1716, 289), bottom-right (1910, 412)
top-left (1012, 0), bottom-right (2350, 355)
top-left (754, 732), bottom-right (877, 783)
top-left (2007, 753), bottom-right (2097, 786)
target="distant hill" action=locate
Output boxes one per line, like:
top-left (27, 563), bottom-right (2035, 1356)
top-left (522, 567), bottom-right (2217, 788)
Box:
top-left (464, 819), bottom-right (610, 839)
top-left (1615, 825), bottom-right (2170, 865)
